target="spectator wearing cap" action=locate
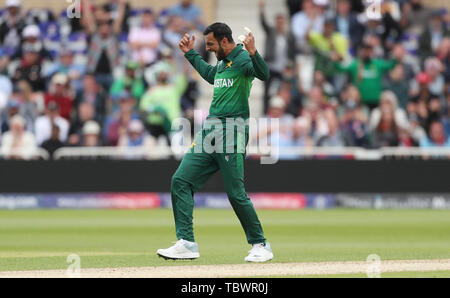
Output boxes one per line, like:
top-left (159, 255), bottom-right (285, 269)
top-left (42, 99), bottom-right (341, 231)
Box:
top-left (83, 0), bottom-right (126, 92)
top-left (259, 0), bottom-right (296, 114)
top-left (410, 72), bottom-right (437, 103)
top-left (128, 9), bottom-right (162, 67)
top-left (40, 124), bottom-right (65, 158)
top-left (333, 42), bottom-right (400, 109)
top-left (410, 58), bottom-right (445, 103)
top-left (44, 73), bottom-right (73, 120)
top-left (168, 0), bottom-right (205, 32)
top-left (140, 69), bottom-right (186, 141)
top-left (418, 9), bottom-right (450, 63)
top-left (105, 91), bottom-right (139, 146)
top-left (0, 114), bottom-right (37, 160)
top-left (118, 119), bottom-right (155, 147)
top-left (110, 61), bottom-right (146, 103)
top-left (308, 16), bottom-right (349, 81)
top-left (34, 101), bottom-right (69, 146)
top-left (0, 0), bottom-right (26, 54)
top-left (11, 38), bottom-right (47, 92)
top-left (46, 49), bottom-right (86, 92)
top-left (291, 0), bottom-right (325, 52)
top-left (145, 48), bottom-right (178, 86)
top-left (419, 120), bottom-right (450, 147)
top-left (74, 74), bottom-right (107, 125)
top-left (9, 24), bottom-right (52, 62)
top-left (267, 95), bottom-right (290, 121)
top-left (80, 120), bottom-right (102, 147)
top-left (119, 119), bottom-right (160, 160)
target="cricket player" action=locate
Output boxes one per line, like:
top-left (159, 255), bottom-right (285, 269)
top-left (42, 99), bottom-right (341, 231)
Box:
top-left (157, 23), bottom-right (273, 262)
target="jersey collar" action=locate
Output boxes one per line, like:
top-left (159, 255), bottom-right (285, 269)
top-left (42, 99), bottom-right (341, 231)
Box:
top-left (224, 44), bottom-right (243, 62)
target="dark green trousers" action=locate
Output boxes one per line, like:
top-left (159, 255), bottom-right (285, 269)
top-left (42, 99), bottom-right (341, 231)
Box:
top-left (170, 129), bottom-right (266, 245)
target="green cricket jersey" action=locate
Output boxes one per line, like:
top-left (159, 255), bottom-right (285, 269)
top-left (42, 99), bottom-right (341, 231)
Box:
top-left (184, 44), bottom-right (270, 120)
top-left (334, 58), bottom-right (397, 104)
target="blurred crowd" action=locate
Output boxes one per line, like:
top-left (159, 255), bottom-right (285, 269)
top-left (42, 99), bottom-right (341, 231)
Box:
top-left (258, 0), bottom-right (450, 159)
top-left (0, 0), bottom-right (206, 159)
top-left (0, 0), bottom-right (449, 160)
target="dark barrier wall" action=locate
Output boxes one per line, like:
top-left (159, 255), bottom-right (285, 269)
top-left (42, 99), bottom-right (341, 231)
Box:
top-left (0, 160), bottom-right (449, 193)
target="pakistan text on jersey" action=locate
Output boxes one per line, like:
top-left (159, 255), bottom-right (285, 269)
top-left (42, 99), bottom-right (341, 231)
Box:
top-left (214, 78), bottom-right (234, 88)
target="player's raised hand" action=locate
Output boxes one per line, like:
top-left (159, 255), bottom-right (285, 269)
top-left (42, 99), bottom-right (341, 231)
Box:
top-left (243, 32), bottom-right (257, 57)
top-left (179, 33), bottom-right (195, 54)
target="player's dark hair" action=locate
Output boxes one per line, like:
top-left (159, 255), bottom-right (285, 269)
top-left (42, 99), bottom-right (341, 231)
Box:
top-left (203, 22), bottom-right (234, 43)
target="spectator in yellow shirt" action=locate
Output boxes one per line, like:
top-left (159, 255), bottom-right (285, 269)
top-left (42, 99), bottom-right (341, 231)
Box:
top-left (308, 17), bottom-right (349, 80)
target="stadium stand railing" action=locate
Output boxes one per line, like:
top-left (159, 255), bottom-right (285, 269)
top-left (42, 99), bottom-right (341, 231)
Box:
top-left (51, 146), bottom-right (450, 160)
top-left (0, 148), bottom-right (50, 160)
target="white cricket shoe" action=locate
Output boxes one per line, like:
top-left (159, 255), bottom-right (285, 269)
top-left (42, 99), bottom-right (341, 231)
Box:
top-left (245, 242), bottom-right (274, 262)
top-left (157, 239), bottom-right (200, 260)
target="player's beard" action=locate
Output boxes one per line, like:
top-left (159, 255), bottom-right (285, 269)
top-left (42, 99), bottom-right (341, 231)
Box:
top-left (216, 44), bottom-right (227, 61)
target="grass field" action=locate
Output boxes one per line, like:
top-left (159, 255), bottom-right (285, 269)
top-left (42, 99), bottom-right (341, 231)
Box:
top-left (0, 209), bottom-right (449, 277)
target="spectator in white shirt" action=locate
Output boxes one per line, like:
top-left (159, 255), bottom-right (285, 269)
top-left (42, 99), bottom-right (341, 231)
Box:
top-left (1, 114), bottom-right (37, 160)
top-left (129, 9), bottom-right (162, 67)
top-left (34, 102), bottom-right (69, 146)
top-left (291, 0), bottom-right (325, 52)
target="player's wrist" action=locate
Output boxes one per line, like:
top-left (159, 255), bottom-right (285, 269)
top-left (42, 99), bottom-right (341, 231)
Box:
top-left (184, 48), bottom-right (195, 56)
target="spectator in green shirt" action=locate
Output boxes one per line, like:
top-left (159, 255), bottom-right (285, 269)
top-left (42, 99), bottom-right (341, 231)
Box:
top-left (110, 61), bottom-right (146, 104)
top-left (333, 42), bottom-right (399, 109)
top-left (139, 69), bottom-right (187, 142)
